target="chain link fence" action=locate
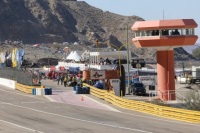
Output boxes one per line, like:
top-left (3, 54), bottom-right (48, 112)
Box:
top-left (0, 67), bottom-right (39, 86)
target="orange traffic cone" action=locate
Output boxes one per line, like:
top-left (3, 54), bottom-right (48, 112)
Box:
top-left (81, 96), bottom-right (84, 101)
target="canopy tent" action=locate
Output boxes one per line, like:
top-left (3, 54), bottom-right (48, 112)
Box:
top-left (67, 51), bottom-right (81, 61)
top-left (66, 51), bottom-right (74, 60)
top-left (71, 51), bottom-right (81, 61)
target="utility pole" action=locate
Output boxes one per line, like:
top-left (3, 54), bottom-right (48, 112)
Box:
top-left (127, 24), bottom-right (130, 94)
top-left (182, 61), bottom-right (185, 71)
top-left (48, 56), bottom-right (50, 72)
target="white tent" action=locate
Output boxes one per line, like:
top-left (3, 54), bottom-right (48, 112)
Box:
top-left (66, 51), bottom-right (74, 59)
top-left (70, 51), bottom-right (81, 61)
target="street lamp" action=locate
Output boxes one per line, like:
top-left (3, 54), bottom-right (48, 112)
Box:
top-left (116, 24), bottom-right (131, 94)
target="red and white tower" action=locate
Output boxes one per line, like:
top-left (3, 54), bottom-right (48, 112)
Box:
top-left (132, 19), bottom-right (198, 100)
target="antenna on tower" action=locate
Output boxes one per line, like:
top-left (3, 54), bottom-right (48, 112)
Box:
top-left (163, 10), bottom-right (165, 20)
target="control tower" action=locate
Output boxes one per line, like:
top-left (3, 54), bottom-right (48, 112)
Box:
top-left (132, 19), bottom-right (198, 100)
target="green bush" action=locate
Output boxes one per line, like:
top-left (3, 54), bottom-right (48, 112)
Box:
top-left (192, 47), bottom-right (200, 59)
top-left (184, 90), bottom-right (200, 111)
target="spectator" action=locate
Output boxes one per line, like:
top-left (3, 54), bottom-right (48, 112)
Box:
top-left (52, 71), bottom-right (55, 79)
top-left (77, 72), bottom-right (82, 78)
top-left (174, 29), bottom-right (180, 35)
top-left (106, 58), bottom-right (111, 64)
top-left (155, 30), bottom-right (159, 35)
top-left (77, 78), bottom-right (83, 87)
top-left (72, 76), bottom-right (77, 86)
top-left (104, 60), bottom-right (106, 65)
top-left (56, 74), bottom-right (60, 85)
top-left (100, 57), bottom-right (104, 65)
top-left (63, 75), bottom-right (68, 87)
top-left (60, 74), bottom-right (64, 85)
top-left (174, 74), bottom-right (177, 82)
top-left (152, 30), bottom-right (155, 36)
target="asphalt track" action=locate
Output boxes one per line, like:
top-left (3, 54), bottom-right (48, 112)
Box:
top-left (0, 80), bottom-right (199, 133)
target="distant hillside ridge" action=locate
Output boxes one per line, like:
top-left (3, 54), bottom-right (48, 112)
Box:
top-left (0, 0), bottom-right (195, 60)
top-left (183, 43), bottom-right (200, 54)
top-left (0, 0), bottom-right (143, 45)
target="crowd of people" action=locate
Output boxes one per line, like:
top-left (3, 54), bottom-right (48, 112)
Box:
top-left (150, 29), bottom-right (180, 36)
top-left (49, 71), bottom-right (83, 87)
top-left (99, 57), bottom-right (112, 65)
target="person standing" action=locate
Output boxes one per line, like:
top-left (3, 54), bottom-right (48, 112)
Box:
top-left (56, 73), bottom-right (60, 85)
top-left (60, 74), bottom-right (64, 85)
top-left (63, 75), bottom-right (68, 87)
top-left (72, 75), bottom-right (76, 86)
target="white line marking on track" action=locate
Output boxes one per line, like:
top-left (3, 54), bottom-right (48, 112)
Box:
top-left (82, 94), bottom-right (120, 112)
top-left (44, 107), bottom-right (60, 109)
top-left (1, 86), bottom-right (199, 126)
top-left (45, 95), bottom-right (120, 112)
top-left (0, 119), bottom-right (44, 133)
top-left (20, 101), bottom-right (51, 104)
top-left (0, 87), bottom-right (119, 113)
top-left (0, 101), bottom-right (51, 105)
top-left (1, 101), bottom-right (153, 133)
top-left (0, 87), bottom-right (46, 101)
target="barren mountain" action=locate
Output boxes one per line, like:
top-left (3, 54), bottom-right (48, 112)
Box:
top-left (0, 0), bottom-right (195, 61)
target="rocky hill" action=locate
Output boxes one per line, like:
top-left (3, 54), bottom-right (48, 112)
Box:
top-left (0, 0), bottom-right (142, 44)
top-left (0, 0), bottom-right (196, 61)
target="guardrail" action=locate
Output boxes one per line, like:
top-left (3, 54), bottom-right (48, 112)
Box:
top-left (15, 82), bottom-right (45, 94)
top-left (83, 83), bottom-right (200, 123)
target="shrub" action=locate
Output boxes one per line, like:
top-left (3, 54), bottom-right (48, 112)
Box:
top-left (183, 90), bottom-right (200, 111)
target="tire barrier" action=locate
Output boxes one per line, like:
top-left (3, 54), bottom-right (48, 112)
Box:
top-left (44, 88), bottom-right (52, 95)
top-left (75, 86), bottom-right (90, 94)
top-left (32, 88), bottom-right (52, 95)
top-left (15, 82), bottom-right (45, 94)
top-left (32, 88), bottom-right (36, 95)
top-left (85, 87), bottom-right (90, 94)
top-left (73, 86), bottom-right (76, 91)
top-left (75, 86), bottom-right (82, 94)
top-left (83, 83), bottom-right (200, 123)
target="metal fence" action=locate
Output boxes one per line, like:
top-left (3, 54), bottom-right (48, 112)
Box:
top-left (0, 67), bottom-right (39, 86)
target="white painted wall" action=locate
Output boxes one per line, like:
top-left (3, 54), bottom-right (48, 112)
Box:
top-left (0, 78), bottom-right (15, 89)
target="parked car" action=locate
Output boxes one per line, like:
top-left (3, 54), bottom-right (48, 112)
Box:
top-left (131, 82), bottom-right (146, 96)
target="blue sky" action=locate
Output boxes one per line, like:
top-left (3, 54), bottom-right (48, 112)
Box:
top-left (78, 0), bottom-right (200, 43)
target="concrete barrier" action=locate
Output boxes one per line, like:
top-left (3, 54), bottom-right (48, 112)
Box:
top-left (0, 78), bottom-right (15, 89)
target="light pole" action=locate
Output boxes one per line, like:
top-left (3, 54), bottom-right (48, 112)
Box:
top-left (126, 24), bottom-right (131, 95)
top-left (101, 43), bottom-right (131, 77)
top-left (117, 25), bottom-right (131, 94)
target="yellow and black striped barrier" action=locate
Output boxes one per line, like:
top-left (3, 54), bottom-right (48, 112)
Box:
top-left (83, 83), bottom-right (200, 123)
top-left (15, 82), bottom-right (45, 94)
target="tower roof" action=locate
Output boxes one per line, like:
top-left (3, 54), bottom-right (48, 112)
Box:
top-left (132, 19), bottom-right (198, 30)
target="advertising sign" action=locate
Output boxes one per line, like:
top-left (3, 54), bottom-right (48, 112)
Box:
top-left (90, 70), bottom-right (105, 79)
top-left (139, 76), bottom-right (157, 85)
